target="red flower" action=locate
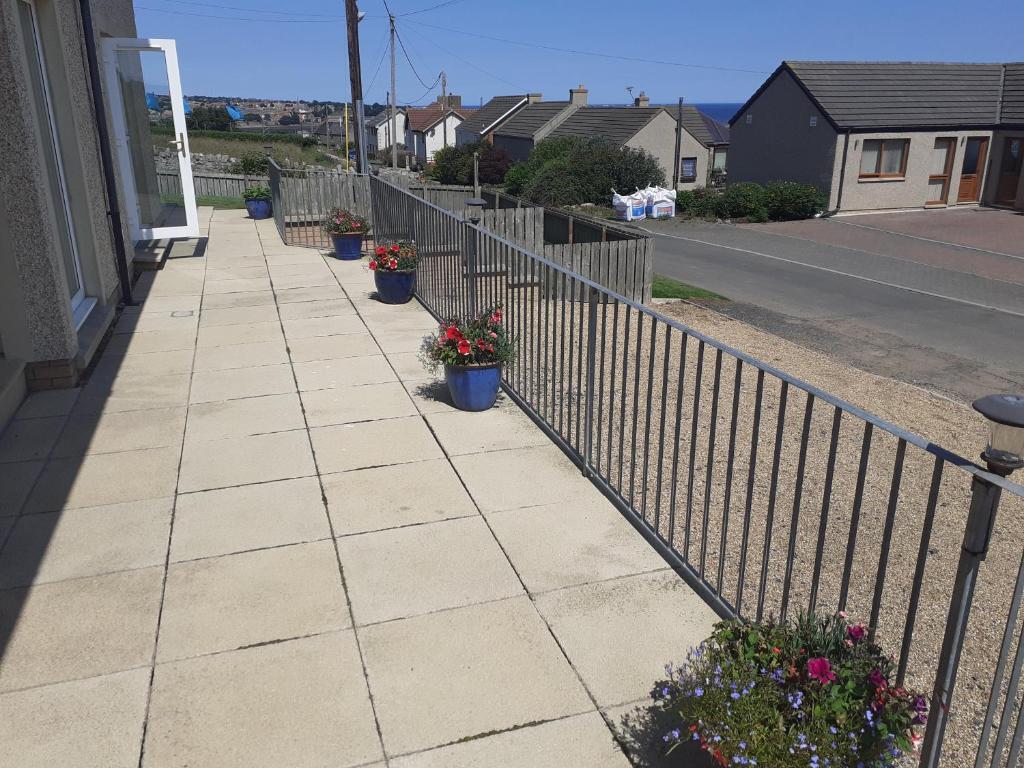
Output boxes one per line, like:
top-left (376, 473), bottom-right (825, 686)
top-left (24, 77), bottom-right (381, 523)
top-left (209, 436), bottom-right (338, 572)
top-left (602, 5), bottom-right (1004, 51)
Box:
top-left (368, 260), bottom-right (377, 270)
top-left (868, 668), bottom-right (887, 691)
top-left (445, 325), bottom-right (462, 341)
top-left (476, 338), bottom-right (487, 350)
top-left (390, 244), bottom-right (400, 253)
top-left (847, 624), bottom-right (866, 643)
top-left (806, 657), bottom-right (835, 685)
top-left (375, 246), bottom-right (386, 256)
top-left (457, 339), bottom-right (471, 356)
top-left (388, 258), bottom-right (398, 270)
top-left (490, 309), bottom-right (502, 323)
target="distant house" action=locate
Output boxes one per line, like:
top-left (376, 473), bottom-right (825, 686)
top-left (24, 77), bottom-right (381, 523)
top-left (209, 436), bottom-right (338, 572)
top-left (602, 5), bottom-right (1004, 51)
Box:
top-left (454, 94), bottom-right (537, 146)
top-left (547, 92), bottom-right (679, 184)
top-left (677, 104), bottom-right (730, 188)
top-left (365, 107), bottom-right (407, 154)
top-left (730, 61), bottom-right (1024, 212)
top-left (404, 106), bottom-right (469, 163)
top-left (492, 85), bottom-right (589, 161)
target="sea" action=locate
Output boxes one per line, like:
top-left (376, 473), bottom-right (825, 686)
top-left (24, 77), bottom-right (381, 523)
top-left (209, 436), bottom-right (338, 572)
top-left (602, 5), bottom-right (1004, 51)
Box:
top-left (693, 103), bottom-right (744, 123)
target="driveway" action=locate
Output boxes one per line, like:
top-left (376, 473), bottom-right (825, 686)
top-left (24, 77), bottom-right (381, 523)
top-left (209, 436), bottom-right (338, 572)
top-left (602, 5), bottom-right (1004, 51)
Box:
top-left (641, 209), bottom-right (1024, 402)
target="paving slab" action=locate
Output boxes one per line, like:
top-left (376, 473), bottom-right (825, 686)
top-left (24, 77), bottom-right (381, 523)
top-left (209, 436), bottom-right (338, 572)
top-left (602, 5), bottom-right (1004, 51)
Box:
top-left (0, 460), bottom-right (43, 516)
top-left (275, 284), bottom-right (345, 304)
top-left (386, 350), bottom-right (430, 382)
top-left (188, 363), bottom-right (295, 404)
top-left (203, 277), bottom-right (272, 294)
top-left (24, 447), bottom-right (180, 512)
top-left (293, 354), bottom-right (397, 391)
top-left (198, 303), bottom-right (280, 327)
top-left (451, 444), bottom-right (607, 513)
top-left (90, 348), bottom-right (194, 379)
top-left (177, 429), bottom-right (315, 493)
top-left (361, 596), bottom-right (593, 755)
top-left (192, 339), bottom-right (289, 372)
top-left (282, 313), bottom-right (365, 340)
top-left (53, 406), bottom-right (186, 457)
top-left (534, 570), bottom-right (718, 708)
top-left (336, 516), bottom-right (523, 625)
top-left (103, 328), bottom-right (197, 356)
top-left (310, 415), bottom-right (443, 473)
top-left (13, 388), bottom-right (80, 419)
top-left (487, 501), bottom-right (668, 593)
top-left (185, 392), bottom-right (305, 442)
top-left (0, 498), bottom-right (172, 588)
top-left (157, 540), bottom-right (348, 661)
top-left (196, 320), bottom-right (283, 348)
top-left (0, 567), bottom-right (163, 691)
top-left (0, 415), bottom-right (65, 463)
top-left (113, 311), bottom-right (198, 336)
top-left (76, 372), bottom-right (192, 414)
top-left (0, 668), bottom-right (150, 768)
top-left (390, 712), bottom-right (631, 768)
top-left (277, 297), bottom-right (356, 320)
top-left (144, 632), bottom-right (382, 768)
top-left (323, 458), bottom-right (477, 535)
top-left (301, 381), bottom-right (416, 427)
top-left (199, 290), bottom-right (276, 309)
top-left (171, 476), bottom-right (329, 561)
top-left (425, 402), bottom-right (551, 456)
top-left (286, 332), bottom-right (381, 363)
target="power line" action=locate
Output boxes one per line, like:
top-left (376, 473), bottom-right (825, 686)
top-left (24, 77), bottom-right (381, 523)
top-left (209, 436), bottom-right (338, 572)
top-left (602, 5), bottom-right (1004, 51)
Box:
top-left (149, 0), bottom-right (340, 17)
top-left (413, 25), bottom-right (525, 91)
top-left (393, 19), bottom-right (435, 90)
top-left (135, 5), bottom-right (338, 22)
top-left (397, 0), bottom-right (465, 16)
top-left (403, 19), bottom-right (771, 75)
top-left (365, 29), bottom-right (391, 93)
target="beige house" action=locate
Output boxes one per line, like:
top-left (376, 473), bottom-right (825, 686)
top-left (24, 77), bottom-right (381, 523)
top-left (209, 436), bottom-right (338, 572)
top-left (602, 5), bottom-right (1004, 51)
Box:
top-left (1, 0), bottom-right (198, 426)
top-left (729, 61), bottom-right (1024, 213)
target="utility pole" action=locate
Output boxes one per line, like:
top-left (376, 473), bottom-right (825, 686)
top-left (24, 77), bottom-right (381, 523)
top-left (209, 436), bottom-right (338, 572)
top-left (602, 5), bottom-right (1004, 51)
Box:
top-left (441, 70), bottom-right (448, 149)
top-left (344, 102), bottom-right (350, 170)
top-left (344, 0), bottom-right (367, 173)
top-left (389, 12), bottom-right (398, 170)
top-left (672, 96), bottom-right (684, 189)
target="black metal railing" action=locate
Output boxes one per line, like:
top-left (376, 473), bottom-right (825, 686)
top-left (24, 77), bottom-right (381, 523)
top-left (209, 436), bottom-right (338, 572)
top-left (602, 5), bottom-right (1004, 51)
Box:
top-left (369, 175), bottom-right (1024, 768)
top-left (268, 159), bottom-right (371, 248)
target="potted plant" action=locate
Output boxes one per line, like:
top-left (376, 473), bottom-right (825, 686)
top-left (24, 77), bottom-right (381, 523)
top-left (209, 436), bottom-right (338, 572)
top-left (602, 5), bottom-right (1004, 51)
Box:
top-left (420, 306), bottom-right (513, 411)
top-left (242, 186), bottom-right (272, 219)
top-left (369, 240), bottom-right (417, 304)
top-left (652, 611), bottom-right (928, 767)
top-left (323, 207), bottom-right (369, 260)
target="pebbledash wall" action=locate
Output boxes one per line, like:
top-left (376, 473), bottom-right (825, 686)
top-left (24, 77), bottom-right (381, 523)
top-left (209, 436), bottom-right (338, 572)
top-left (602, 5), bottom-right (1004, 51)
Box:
top-left (0, 0), bottom-right (136, 398)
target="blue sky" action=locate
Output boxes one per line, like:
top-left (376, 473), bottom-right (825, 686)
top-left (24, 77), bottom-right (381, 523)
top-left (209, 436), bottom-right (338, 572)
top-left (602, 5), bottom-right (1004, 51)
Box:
top-left (135, 0), bottom-right (1024, 105)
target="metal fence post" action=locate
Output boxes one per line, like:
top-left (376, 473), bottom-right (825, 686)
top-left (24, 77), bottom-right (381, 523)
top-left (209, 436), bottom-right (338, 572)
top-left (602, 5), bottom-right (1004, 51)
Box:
top-left (582, 285), bottom-right (599, 477)
top-left (920, 473), bottom-right (1005, 768)
top-left (465, 221), bottom-right (478, 318)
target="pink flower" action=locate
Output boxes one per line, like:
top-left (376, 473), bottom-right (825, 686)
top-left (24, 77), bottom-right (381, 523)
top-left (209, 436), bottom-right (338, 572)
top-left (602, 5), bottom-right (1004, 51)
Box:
top-left (445, 325), bottom-right (462, 341)
top-left (868, 668), bottom-right (887, 691)
top-left (457, 339), bottom-right (471, 356)
top-left (806, 657), bottom-right (835, 685)
top-left (847, 624), bottom-right (866, 643)
top-left (368, 260), bottom-right (377, 270)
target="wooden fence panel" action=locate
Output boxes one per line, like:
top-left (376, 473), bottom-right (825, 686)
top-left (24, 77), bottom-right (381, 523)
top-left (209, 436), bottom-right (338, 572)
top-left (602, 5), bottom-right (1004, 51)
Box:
top-left (543, 238), bottom-right (653, 303)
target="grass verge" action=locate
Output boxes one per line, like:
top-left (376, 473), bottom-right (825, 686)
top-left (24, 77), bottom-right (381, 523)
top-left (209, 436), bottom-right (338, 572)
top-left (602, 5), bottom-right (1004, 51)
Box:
top-left (652, 274), bottom-right (728, 301)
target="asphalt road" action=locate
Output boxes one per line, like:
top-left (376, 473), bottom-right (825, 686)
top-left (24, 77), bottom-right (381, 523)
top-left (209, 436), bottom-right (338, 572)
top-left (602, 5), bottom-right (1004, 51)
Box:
top-left (641, 217), bottom-right (1024, 403)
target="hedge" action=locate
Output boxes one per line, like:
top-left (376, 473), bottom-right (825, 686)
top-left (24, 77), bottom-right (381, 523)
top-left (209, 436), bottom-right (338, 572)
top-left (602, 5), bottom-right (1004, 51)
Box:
top-left (676, 180), bottom-right (826, 222)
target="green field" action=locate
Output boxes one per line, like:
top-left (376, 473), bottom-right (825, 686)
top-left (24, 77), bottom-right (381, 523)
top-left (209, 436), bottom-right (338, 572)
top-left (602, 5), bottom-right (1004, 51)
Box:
top-left (151, 126), bottom-right (337, 169)
top-left (161, 193), bottom-right (246, 210)
top-left (652, 274), bottom-right (727, 301)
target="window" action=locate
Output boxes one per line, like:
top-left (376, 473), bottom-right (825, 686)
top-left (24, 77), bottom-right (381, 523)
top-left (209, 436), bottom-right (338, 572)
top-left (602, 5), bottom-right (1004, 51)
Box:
top-left (680, 157), bottom-right (698, 182)
top-left (859, 138), bottom-right (909, 179)
top-left (809, 116), bottom-right (817, 127)
top-left (745, 114), bottom-right (753, 125)
top-left (712, 148), bottom-right (727, 172)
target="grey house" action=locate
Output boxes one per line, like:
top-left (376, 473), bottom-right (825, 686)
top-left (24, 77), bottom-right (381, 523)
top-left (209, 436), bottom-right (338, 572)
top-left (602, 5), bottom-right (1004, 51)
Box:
top-left (729, 61), bottom-right (1024, 212)
top-left (454, 94), bottom-right (536, 147)
top-left (678, 104), bottom-right (730, 187)
top-left (492, 85), bottom-right (589, 161)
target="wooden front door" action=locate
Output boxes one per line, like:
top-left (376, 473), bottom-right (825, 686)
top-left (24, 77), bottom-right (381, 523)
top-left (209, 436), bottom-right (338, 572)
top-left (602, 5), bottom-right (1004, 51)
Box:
top-left (996, 137), bottom-right (1023, 205)
top-left (957, 137), bottom-right (989, 202)
top-left (927, 138), bottom-right (956, 204)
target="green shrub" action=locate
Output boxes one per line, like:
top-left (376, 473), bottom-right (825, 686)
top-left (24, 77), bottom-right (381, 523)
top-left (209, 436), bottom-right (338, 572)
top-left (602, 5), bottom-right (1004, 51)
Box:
top-left (654, 612), bottom-right (927, 767)
top-left (242, 186), bottom-right (271, 201)
top-left (764, 180), bottom-right (827, 220)
top-left (375, 143), bottom-right (415, 168)
top-left (428, 143), bottom-right (512, 185)
top-left (477, 146), bottom-right (512, 184)
top-left (676, 187), bottom-right (725, 219)
top-left (229, 151), bottom-right (269, 175)
top-left (521, 156), bottom-right (589, 206)
top-left (721, 181), bottom-right (768, 220)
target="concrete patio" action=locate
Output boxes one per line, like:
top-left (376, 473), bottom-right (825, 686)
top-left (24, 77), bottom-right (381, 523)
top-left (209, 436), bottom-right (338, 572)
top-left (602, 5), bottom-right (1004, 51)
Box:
top-left (0, 208), bottom-right (715, 767)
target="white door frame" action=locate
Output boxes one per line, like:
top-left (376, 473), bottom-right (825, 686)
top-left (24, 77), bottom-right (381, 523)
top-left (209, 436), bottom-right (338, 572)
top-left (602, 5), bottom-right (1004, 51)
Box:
top-left (101, 37), bottom-right (198, 240)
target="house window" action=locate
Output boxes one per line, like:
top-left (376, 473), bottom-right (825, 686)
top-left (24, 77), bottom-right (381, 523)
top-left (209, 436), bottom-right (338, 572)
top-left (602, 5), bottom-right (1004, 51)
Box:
top-left (680, 157), bottom-right (698, 182)
top-left (859, 138), bottom-right (909, 179)
top-left (745, 114), bottom-right (753, 125)
top-left (809, 116), bottom-right (817, 127)
top-left (712, 148), bottom-right (727, 172)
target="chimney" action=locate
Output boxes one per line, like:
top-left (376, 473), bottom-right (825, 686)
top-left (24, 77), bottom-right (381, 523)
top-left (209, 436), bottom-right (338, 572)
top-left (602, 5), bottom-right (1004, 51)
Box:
top-left (526, 92), bottom-right (543, 104)
top-left (569, 84), bottom-right (588, 107)
top-left (634, 91), bottom-right (650, 108)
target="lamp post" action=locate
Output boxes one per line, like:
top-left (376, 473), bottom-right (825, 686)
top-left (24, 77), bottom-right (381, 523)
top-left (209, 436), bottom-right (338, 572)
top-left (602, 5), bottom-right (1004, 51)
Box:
top-left (921, 392), bottom-right (1024, 767)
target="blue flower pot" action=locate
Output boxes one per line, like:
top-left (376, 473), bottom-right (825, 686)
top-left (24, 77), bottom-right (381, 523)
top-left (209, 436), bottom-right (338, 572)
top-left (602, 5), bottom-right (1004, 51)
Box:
top-left (444, 363), bottom-right (501, 412)
top-left (331, 233), bottom-right (364, 260)
top-left (374, 269), bottom-right (416, 304)
top-left (245, 199), bottom-right (271, 219)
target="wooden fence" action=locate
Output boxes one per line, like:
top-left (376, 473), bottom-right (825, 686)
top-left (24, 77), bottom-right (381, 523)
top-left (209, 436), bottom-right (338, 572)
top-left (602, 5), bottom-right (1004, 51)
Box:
top-left (544, 238), bottom-right (654, 303)
top-left (157, 171), bottom-right (267, 199)
top-left (268, 162), bottom-right (372, 248)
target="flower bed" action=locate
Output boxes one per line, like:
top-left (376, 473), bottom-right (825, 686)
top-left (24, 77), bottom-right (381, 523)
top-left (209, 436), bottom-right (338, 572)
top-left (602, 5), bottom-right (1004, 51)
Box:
top-left (654, 612), bottom-right (927, 767)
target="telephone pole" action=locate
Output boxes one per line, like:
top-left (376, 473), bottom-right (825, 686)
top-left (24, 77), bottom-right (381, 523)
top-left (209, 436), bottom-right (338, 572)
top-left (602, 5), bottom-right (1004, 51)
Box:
top-left (389, 12), bottom-right (398, 169)
top-left (344, 0), bottom-right (367, 173)
top-left (440, 70), bottom-right (448, 148)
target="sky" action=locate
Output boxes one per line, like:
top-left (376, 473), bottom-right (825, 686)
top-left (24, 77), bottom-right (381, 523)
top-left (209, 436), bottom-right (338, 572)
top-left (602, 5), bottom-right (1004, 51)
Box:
top-left (135, 0), bottom-right (1024, 106)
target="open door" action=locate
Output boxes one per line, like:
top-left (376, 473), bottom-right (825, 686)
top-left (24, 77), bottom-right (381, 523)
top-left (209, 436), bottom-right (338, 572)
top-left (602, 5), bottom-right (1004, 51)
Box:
top-left (102, 38), bottom-right (198, 240)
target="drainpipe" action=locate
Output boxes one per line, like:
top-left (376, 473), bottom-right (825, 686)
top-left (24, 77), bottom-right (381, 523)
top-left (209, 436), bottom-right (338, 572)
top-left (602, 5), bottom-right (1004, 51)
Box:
top-left (78, 0), bottom-right (133, 305)
top-left (833, 129), bottom-right (851, 214)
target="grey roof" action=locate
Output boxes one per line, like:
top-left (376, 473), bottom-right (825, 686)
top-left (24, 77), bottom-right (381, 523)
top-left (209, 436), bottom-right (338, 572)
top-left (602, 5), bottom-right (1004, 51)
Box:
top-left (678, 105), bottom-right (729, 146)
top-left (743, 61), bottom-right (1005, 129)
top-left (1003, 63), bottom-right (1024, 125)
top-left (548, 107), bottom-right (665, 146)
top-left (494, 101), bottom-right (571, 139)
top-left (455, 95), bottom-right (526, 136)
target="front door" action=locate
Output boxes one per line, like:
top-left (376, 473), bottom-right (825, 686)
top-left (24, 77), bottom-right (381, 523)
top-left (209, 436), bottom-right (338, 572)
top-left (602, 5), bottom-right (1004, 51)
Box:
top-left (956, 137), bottom-right (989, 203)
top-left (996, 137), bottom-right (1023, 206)
top-left (102, 38), bottom-right (198, 240)
top-left (927, 137), bottom-right (956, 205)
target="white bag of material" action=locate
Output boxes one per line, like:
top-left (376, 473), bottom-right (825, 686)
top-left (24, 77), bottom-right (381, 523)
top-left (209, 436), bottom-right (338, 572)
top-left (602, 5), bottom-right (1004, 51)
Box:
top-left (642, 185), bottom-right (676, 217)
top-left (612, 189), bottom-right (646, 221)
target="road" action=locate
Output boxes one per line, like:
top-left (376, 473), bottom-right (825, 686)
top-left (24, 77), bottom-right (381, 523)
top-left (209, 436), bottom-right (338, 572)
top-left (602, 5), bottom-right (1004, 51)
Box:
top-left (641, 217), bottom-right (1024, 403)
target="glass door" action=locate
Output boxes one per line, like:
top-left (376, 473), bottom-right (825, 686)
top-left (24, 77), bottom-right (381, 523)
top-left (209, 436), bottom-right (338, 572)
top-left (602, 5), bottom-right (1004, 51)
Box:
top-left (956, 137), bottom-right (989, 203)
top-left (102, 38), bottom-right (198, 240)
top-left (996, 137), bottom-right (1022, 206)
top-left (18, 0), bottom-right (92, 326)
top-left (926, 138), bottom-right (956, 205)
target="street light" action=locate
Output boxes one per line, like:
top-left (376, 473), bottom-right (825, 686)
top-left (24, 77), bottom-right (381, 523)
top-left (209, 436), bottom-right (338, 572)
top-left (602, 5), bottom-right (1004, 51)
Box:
top-left (973, 393), bottom-right (1024, 475)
